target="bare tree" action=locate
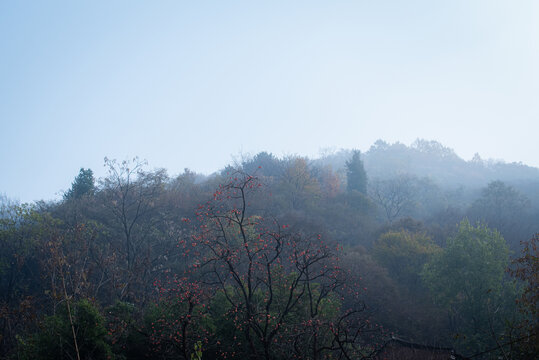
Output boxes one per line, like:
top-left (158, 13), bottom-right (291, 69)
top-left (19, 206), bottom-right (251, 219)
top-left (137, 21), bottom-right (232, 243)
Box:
top-left (172, 172), bottom-right (380, 360)
top-left (99, 157), bottom-right (167, 302)
top-left (369, 175), bottom-right (415, 223)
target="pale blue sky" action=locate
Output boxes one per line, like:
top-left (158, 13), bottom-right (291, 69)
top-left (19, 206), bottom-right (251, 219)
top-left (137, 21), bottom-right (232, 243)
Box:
top-left (1, 1), bottom-right (538, 203)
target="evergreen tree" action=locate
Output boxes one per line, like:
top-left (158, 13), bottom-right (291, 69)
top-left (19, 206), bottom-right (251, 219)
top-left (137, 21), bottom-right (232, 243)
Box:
top-left (346, 150), bottom-right (367, 194)
top-left (64, 168), bottom-right (95, 200)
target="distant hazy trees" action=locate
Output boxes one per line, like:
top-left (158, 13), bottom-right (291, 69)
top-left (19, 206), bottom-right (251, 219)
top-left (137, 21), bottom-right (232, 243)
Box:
top-left (469, 181), bottom-right (530, 227)
top-left (241, 151), bottom-right (283, 177)
top-left (277, 157), bottom-right (321, 210)
top-left (468, 181), bottom-right (531, 249)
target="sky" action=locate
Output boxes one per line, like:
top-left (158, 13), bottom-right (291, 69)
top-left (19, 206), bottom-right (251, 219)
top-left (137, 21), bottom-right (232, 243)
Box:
top-left (1, 1), bottom-right (538, 203)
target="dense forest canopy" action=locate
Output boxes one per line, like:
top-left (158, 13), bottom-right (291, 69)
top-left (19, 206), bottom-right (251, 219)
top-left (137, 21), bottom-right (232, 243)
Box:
top-left (1, 140), bottom-right (538, 359)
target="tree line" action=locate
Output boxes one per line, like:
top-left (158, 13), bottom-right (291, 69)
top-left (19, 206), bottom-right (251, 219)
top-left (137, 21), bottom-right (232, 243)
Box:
top-left (1, 147), bottom-right (537, 359)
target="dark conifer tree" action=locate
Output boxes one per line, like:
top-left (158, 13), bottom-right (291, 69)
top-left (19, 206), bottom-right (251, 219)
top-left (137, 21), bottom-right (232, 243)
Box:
top-left (64, 168), bottom-right (95, 200)
top-left (346, 150), bottom-right (367, 194)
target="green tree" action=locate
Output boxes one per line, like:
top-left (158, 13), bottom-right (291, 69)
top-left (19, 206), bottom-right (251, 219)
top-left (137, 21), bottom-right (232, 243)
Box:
top-left (64, 168), bottom-right (95, 200)
top-left (373, 229), bottom-right (440, 290)
top-left (346, 150), bottom-right (367, 195)
top-left (422, 220), bottom-right (514, 355)
top-left (20, 299), bottom-right (112, 360)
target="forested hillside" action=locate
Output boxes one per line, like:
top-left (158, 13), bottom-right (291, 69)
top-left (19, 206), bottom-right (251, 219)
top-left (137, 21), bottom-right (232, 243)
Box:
top-left (1, 141), bottom-right (538, 359)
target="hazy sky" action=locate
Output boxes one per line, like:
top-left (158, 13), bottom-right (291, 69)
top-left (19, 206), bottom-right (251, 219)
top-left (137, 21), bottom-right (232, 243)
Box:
top-left (1, 1), bottom-right (538, 203)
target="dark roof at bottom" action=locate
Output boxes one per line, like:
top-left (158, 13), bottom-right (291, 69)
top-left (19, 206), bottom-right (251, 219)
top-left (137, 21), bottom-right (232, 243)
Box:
top-left (374, 336), bottom-right (468, 360)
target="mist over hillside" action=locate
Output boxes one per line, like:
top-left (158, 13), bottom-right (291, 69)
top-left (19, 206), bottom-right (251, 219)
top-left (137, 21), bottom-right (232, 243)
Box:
top-left (312, 139), bottom-right (539, 188)
top-left (2, 138), bottom-right (538, 359)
